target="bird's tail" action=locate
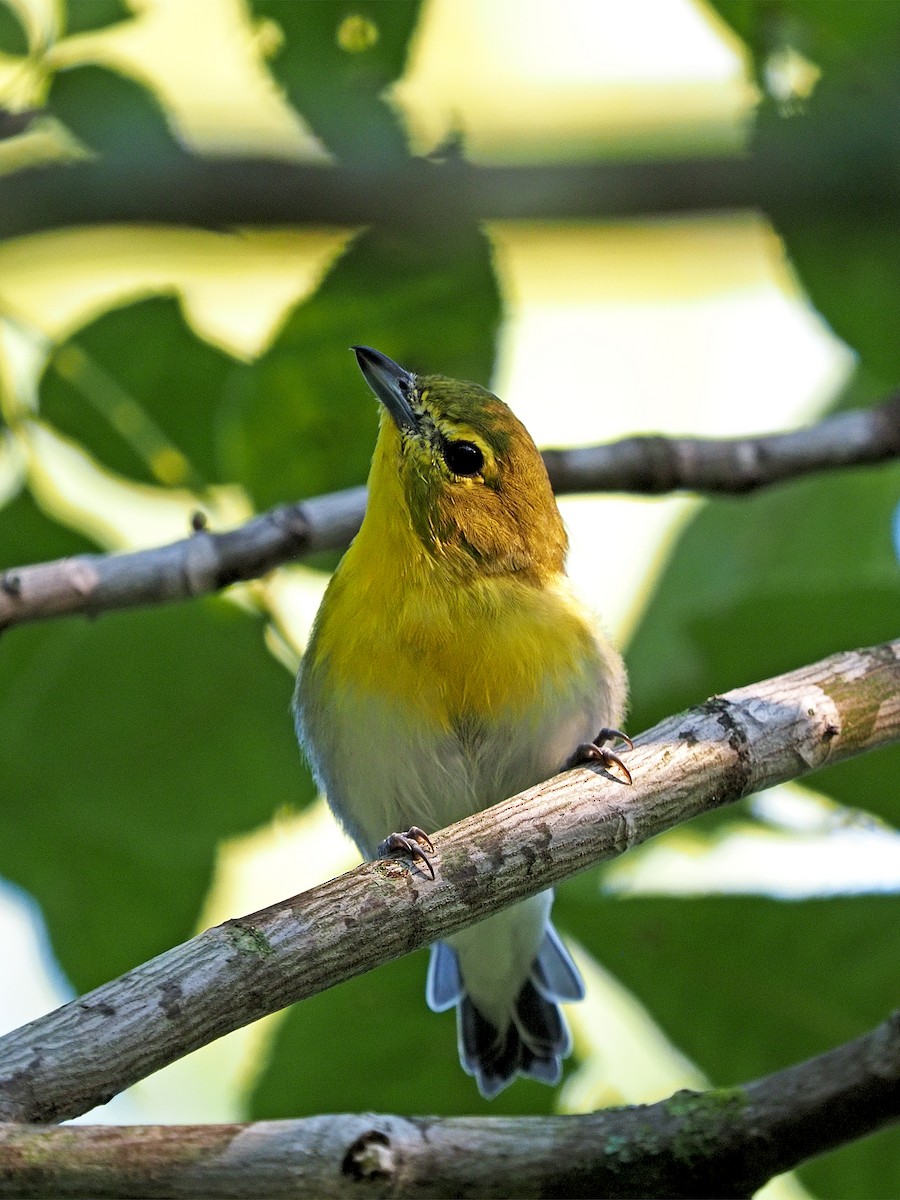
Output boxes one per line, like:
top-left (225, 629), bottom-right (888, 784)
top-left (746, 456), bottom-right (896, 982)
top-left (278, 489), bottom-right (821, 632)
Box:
top-left (426, 924), bottom-right (584, 1099)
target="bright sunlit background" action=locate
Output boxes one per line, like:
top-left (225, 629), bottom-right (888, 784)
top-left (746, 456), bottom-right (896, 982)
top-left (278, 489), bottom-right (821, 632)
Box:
top-left (0, 4), bottom-right (896, 1196)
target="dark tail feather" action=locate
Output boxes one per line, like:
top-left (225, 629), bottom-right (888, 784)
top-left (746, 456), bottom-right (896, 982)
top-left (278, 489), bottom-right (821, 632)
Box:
top-left (459, 998), bottom-right (522, 1096)
top-left (431, 926), bottom-right (583, 1099)
top-left (516, 977), bottom-right (568, 1059)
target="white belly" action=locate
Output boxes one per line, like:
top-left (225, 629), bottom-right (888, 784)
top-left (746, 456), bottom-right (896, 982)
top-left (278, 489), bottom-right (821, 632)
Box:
top-left (296, 630), bottom-right (625, 1037)
top-left (301, 669), bottom-right (615, 858)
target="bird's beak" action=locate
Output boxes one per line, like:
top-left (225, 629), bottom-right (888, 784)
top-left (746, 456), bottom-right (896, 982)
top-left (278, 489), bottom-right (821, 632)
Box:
top-left (352, 346), bottom-right (420, 433)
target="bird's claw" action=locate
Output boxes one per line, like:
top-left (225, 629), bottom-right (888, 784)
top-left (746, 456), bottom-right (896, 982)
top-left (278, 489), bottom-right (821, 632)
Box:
top-left (595, 727), bottom-right (634, 751)
top-left (377, 826), bottom-right (436, 879)
top-left (569, 727), bottom-right (633, 785)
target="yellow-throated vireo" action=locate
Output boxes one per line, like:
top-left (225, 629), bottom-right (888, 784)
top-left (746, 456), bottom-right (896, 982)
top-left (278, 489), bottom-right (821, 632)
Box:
top-left (295, 346), bottom-right (630, 1097)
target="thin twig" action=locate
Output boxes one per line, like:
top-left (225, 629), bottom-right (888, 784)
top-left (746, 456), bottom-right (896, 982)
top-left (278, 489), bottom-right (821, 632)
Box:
top-left (542, 395), bottom-right (900, 494)
top-left (0, 640), bottom-right (896, 1125)
top-left (2, 398), bottom-right (898, 631)
top-left (0, 1013), bottom-right (897, 1198)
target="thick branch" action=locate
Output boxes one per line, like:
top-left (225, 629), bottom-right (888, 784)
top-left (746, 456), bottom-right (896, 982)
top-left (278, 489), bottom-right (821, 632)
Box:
top-left (0, 1012), bottom-right (898, 1198)
top-left (3, 398), bottom-right (898, 631)
top-left (0, 641), bottom-right (897, 1126)
top-left (0, 101), bottom-right (897, 236)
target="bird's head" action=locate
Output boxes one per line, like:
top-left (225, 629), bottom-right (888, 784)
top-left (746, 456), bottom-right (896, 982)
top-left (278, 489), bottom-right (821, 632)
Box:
top-left (353, 346), bottom-right (566, 582)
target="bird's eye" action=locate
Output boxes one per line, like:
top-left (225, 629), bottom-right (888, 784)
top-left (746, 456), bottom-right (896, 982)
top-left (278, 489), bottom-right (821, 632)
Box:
top-left (442, 440), bottom-right (484, 477)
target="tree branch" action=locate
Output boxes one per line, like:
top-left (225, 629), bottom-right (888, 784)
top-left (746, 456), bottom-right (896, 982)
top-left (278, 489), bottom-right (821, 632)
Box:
top-left (0, 486), bottom-right (366, 630)
top-left (0, 641), bottom-right (897, 1126)
top-left (3, 397), bottom-right (898, 631)
top-left (0, 1012), bottom-right (897, 1199)
top-left (0, 100), bottom-right (897, 236)
top-left (542, 396), bottom-right (900, 494)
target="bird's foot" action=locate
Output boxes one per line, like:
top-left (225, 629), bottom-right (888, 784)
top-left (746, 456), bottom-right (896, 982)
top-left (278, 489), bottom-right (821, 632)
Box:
top-left (569, 727), bottom-right (633, 785)
top-left (376, 826), bottom-right (436, 880)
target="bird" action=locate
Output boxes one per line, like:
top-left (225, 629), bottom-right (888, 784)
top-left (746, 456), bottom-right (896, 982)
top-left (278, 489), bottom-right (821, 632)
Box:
top-left (294, 346), bottom-right (630, 1098)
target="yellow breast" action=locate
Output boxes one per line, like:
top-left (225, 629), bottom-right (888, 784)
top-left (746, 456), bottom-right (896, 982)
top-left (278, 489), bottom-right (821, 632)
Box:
top-left (308, 490), bottom-right (599, 731)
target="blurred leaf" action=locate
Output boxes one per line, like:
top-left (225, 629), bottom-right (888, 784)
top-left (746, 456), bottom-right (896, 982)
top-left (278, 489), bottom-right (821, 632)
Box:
top-left (709, 1), bottom-right (900, 392)
top-left (41, 296), bottom-right (236, 489)
top-left (553, 884), bottom-right (900, 1199)
top-left (709, 0), bottom-right (900, 81)
top-left (0, 1), bottom-right (27, 55)
top-left (625, 457), bottom-right (900, 825)
top-left (0, 491), bottom-right (314, 989)
top-left (771, 213), bottom-right (900, 394)
top-left (46, 63), bottom-right (185, 159)
top-left (251, 949), bottom-right (560, 1119)
top-left (556, 888), bottom-right (899, 1084)
top-left (64, 0), bottom-right (131, 35)
top-left (219, 224), bottom-right (503, 515)
top-left (250, 0), bottom-right (421, 162)
top-left (761, 79), bottom-right (900, 396)
top-left (802, 1126), bottom-right (900, 1200)
top-left (0, 487), bottom-right (96, 568)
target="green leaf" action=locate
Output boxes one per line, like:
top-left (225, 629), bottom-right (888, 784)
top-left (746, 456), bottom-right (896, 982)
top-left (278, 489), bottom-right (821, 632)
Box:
top-left (0, 495), bottom-right (315, 990)
top-left (710, 0), bottom-right (900, 75)
top-left (557, 888), bottom-right (900, 1084)
top-left (46, 63), bottom-right (186, 159)
top-left (218, 225), bottom-right (503, 515)
top-left (250, 949), bottom-right (559, 1119)
top-left (770, 213), bottom-right (900, 393)
top-left (40, 296), bottom-right (237, 489)
top-left (625, 458), bottom-right (900, 826)
top-left (65, 0), bottom-right (131, 35)
top-left (553, 884), bottom-right (900, 1198)
top-left (249, 0), bottom-right (422, 162)
top-left (708, 2), bottom-right (900, 391)
top-left (760, 76), bottom-right (900, 395)
top-left (0, 1), bottom-right (28, 55)
top-left (0, 487), bottom-right (97, 568)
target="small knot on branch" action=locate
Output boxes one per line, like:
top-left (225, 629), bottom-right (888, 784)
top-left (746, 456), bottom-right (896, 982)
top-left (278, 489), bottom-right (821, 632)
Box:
top-left (342, 1129), bottom-right (396, 1182)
